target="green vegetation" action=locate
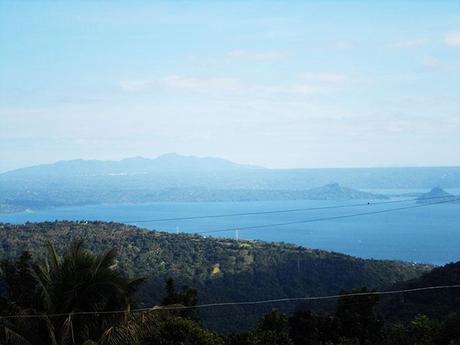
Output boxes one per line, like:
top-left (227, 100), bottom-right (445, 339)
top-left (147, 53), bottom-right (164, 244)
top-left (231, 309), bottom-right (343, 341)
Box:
top-left (382, 261), bottom-right (460, 321)
top-left (0, 240), bottom-right (223, 345)
top-left (0, 241), bottom-right (142, 344)
top-left (0, 240), bottom-right (459, 345)
top-left (0, 221), bottom-right (430, 331)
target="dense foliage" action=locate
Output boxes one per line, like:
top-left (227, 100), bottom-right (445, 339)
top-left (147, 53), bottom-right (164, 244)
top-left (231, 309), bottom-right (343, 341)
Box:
top-left (0, 241), bottom-right (459, 345)
top-left (382, 261), bottom-right (460, 321)
top-left (0, 221), bottom-right (430, 331)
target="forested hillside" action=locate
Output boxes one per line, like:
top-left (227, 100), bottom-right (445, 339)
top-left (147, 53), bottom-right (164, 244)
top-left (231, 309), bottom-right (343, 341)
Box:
top-left (1, 238), bottom-right (458, 345)
top-left (383, 261), bottom-right (460, 321)
top-left (0, 221), bottom-right (430, 331)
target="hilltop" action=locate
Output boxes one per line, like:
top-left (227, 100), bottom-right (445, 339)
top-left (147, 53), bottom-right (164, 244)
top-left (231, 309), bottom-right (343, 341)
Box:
top-left (300, 183), bottom-right (387, 200)
top-left (416, 187), bottom-right (460, 204)
top-left (0, 221), bottom-right (430, 331)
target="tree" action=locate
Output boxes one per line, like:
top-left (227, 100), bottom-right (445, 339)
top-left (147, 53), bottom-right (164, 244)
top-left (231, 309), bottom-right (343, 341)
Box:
top-left (162, 277), bottom-right (198, 320)
top-left (141, 315), bottom-right (224, 345)
top-left (0, 252), bottom-right (36, 309)
top-left (289, 310), bottom-right (338, 345)
top-left (439, 313), bottom-right (460, 345)
top-left (248, 310), bottom-right (293, 345)
top-left (0, 240), bottom-right (143, 345)
top-left (335, 288), bottom-right (382, 345)
top-left (407, 314), bottom-right (440, 345)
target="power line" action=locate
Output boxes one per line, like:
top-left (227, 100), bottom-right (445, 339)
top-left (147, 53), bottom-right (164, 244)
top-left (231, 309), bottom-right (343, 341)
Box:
top-left (0, 285), bottom-right (459, 320)
top-left (158, 285), bottom-right (460, 310)
top-left (122, 195), bottom-right (457, 224)
top-left (198, 197), bottom-right (460, 235)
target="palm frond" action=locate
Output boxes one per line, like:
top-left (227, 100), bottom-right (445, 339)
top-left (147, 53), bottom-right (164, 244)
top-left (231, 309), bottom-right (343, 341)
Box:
top-left (30, 265), bottom-right (53, 311)
top-left (82, 340), bottom-right (99, 345)
top-left (126, 277), bottom-right (146, 291)
top-left (4, 326), bottom-right (32, 345)
top-left (98, 325), bottom-right (139, 345)
top-left (70, 240), bottom-right (86, 259)
top-left (92, 249), bottom-right (117, 278)
top-left (41, 315), bottom-right (59, 345)
top-left (45, 241), bottom-right (60, 270)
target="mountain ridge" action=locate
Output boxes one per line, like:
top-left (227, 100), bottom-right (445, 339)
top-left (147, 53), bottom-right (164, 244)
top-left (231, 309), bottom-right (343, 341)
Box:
top-left (5, 154), bottom-right (460, 176)
top-left (2, 155), bottom-right (460, 188)
top-left (1, 153), bottom-right (263, 177)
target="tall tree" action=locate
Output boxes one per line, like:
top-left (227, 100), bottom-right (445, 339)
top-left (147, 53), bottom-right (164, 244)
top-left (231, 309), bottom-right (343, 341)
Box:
top-left (162, 277), bottom-right (198, 320)
top-left (335, 288), bottom-right (382, 345)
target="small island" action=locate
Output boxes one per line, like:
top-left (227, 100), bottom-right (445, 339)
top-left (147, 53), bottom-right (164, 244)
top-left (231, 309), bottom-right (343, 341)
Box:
top-left (416, 187), bottom-right (459, 204)
top-left (302, 183), bottom-right (388, 200)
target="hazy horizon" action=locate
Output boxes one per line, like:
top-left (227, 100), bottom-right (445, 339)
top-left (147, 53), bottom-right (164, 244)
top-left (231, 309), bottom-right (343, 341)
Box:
top-left (3, 152), bottom-right (460, 174)
top-left (2, 1), bottom-right (460, 172)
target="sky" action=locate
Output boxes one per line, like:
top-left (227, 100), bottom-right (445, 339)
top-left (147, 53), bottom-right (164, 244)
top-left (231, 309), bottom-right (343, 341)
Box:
top-left (1, 1), bottom-right (460, 172)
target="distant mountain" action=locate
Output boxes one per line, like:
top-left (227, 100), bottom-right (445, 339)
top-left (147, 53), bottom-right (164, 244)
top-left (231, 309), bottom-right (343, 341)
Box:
top-left (1, 153), bottom-right (261, 178)
top-left (416, 187), bottom-right (460, 204)
top-left (1, 155), bottom-right (460, 213)
top-left (0, 221), bottom-right (431, 331)
top-left (2, 155), bottom-right (460, 190)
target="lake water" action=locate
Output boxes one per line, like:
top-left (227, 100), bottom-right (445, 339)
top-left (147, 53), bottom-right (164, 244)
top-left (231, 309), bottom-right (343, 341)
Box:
top-left (1, 193), bottom-right (459, 265)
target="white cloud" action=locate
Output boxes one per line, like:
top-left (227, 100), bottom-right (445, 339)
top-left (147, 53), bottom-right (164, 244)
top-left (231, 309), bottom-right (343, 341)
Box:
top-left (120, 80), bottom-right (155, 92)
top-left (422, 56), bottom-right (441, 68)
top-left (162, 76), bottom-right (239, 92)
top-left (302, 72), bottom-right (348, 83)
top-left (164, 76), bottom-right (319, 96)
top-left (389, 38), bottom-right (426, 49)
top-left (120, 76), bottom-right (321, 96)
top-left (334, 40), bottom-right (354, 50)
top-left (120, 77), bottom-right (239, 93)
top-left (255, 83), bottom-right (319, 95)
top-left (227, 49), bottom-right (285, 60)
top-left (421, 56), bottom-right (460, 71)
top-left (444, 31), bottom-right (460, 46)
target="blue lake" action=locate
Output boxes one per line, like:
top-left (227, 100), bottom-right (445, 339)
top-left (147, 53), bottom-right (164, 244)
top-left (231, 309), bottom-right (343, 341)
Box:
top-left (1, 195), bottom-right (459, 265)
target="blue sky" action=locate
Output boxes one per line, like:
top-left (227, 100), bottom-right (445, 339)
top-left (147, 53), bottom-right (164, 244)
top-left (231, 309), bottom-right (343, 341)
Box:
top-left (1, 1), bottom-right (460, 171)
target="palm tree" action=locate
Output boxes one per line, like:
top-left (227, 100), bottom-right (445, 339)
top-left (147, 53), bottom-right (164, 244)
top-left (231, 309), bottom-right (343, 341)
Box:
top-left (1, 240), bottom-right (143, 345)
top-left (1, 242), bottom-right (222, 345)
